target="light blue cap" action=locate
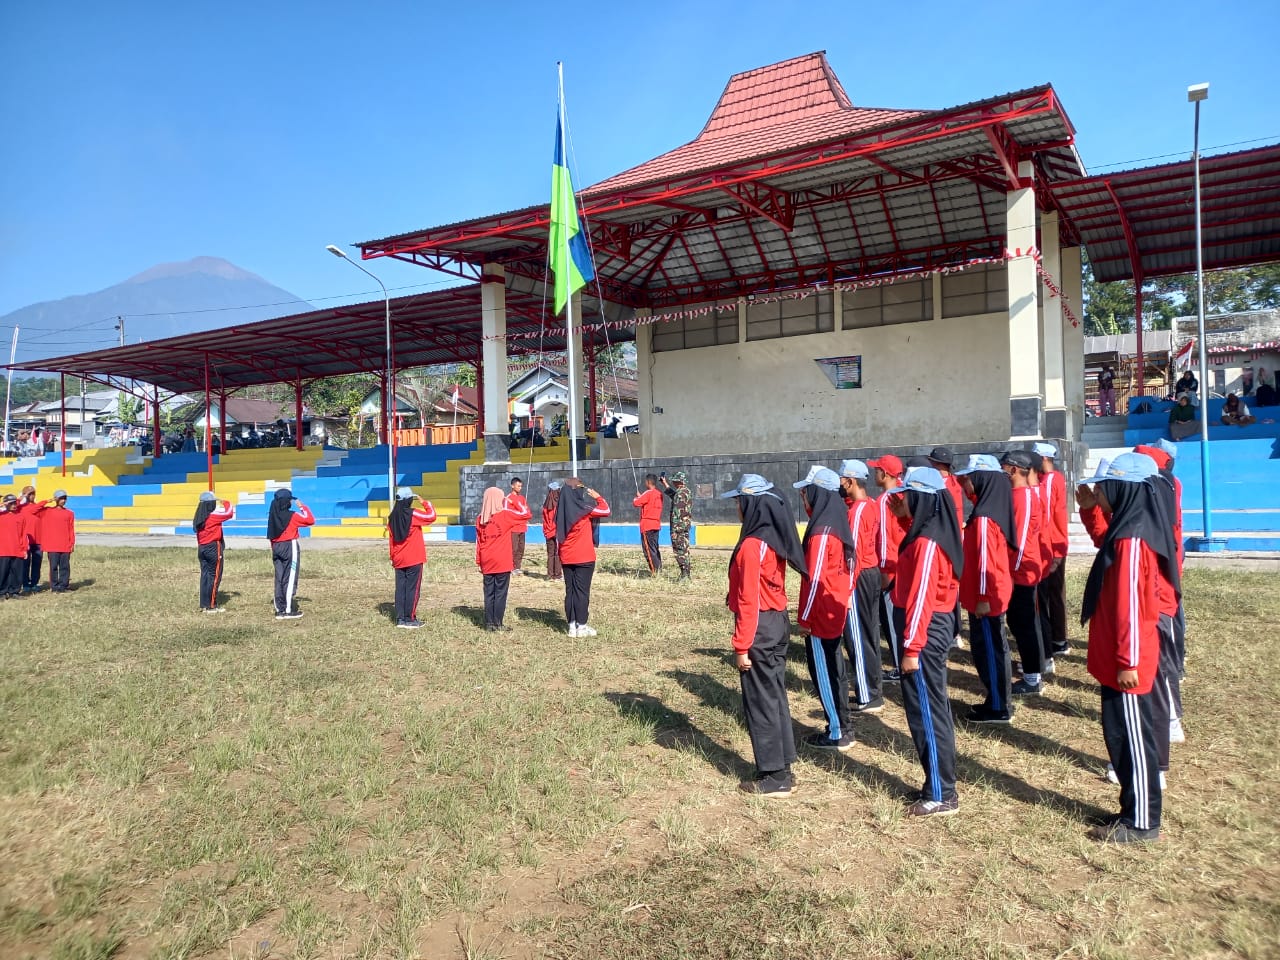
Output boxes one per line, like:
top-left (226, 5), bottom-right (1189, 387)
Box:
top-left (548, 480), bottom-right (563, 490)
top-left (1078, 457), bottom-right (1111, 485)
top-left (1080, 452), bottom-right (1158, 485)
top-left (395, 486), bottom-right (416, 500)
top-left (838, 458), bottom-right (869, 480)
top-left (720, 473), bottom-right (776, 498)
top-left (1154, 437), bottom-right (1178, 460)
top-left (793, 465), bottom-right (841, 491)
top-left (899, 466), bottom-right (947, 494)
top-left (954, 453), bottom-right (1003, 476)
top-left (199, 491), bottom-right (216, 502)
top-left (1032, 441), bottom-right (1058, 459)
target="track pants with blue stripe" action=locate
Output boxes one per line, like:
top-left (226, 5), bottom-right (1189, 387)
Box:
top-left (843, 568), bottom-right (882, 704)
top-left (894, 607), bottom-right (958, 803)
top-left (805, 633), bottom-right (849, 739)
top-left (968, 613), bottom-right (1012, 716)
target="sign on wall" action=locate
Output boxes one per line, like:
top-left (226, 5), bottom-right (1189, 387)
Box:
top-left (815, 354), bottom-right (862, 389)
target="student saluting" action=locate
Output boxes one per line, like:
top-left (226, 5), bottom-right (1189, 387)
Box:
top-left (267, 487), bottom-right (314, 620)
top-left (388, 487), bottom-right (437, 629)
top-left (193, 491), bottom-right (234, 613)
top-left (556, 478), bottom-right (611, 637)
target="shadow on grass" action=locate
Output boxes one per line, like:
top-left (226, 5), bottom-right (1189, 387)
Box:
top-left (376, 601), bottom-right (397, 623)
top-left (603, 692), bottom-right (750, 780)
top-left (513, 606), bottom-right (565, 630)
top-left (450, 604), bottom-right (487, 628)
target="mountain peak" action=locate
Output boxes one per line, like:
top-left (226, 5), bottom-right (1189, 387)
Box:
top-left (125, 256), bottom-right (266, 285)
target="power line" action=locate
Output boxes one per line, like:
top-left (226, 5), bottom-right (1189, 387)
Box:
top-left (1088, 134), bottom-right (1279, 173)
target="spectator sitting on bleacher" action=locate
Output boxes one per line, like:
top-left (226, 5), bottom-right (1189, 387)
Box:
top-left (1174, 370), bottom-right (1199, 405)
top-left (1168, 396), bottom-right (1199, 441)
top-left (1220, 393), bottom-right (1256, 427)
top-left (1256, 368), bottom-right (1277, 408)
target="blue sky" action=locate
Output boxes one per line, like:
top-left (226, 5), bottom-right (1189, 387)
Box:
top-left (1, 0), bottom-right (1276, 328)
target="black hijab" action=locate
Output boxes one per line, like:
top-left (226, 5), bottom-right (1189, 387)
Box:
top-left (966, 471), bottom-right (1015, 547)
top-left (801, 485), bottom-right (856, 568)
top-left (193, 498), bottom-right (216, 532)
top-left (1080, 478), bottom-right (1181, 625)
top-left (266, 488), bottom-right (294, 540)
top-left (388, 497), bottom-right (414, 543)
top-left (731, 491), bottom-right (807, 577)
top-left (555, 480), bottom-right (597, 541)
top-left (898, 489), bottom-right (964, 577)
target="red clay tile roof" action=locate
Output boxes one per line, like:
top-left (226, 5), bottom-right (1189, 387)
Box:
top-left (587, 52), bottom-right (922, 195)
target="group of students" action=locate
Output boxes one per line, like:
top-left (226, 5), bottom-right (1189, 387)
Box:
top-left (0, 486), bottom-right (77, 595)
top-left (725, 437), bottom-right (1187, 845)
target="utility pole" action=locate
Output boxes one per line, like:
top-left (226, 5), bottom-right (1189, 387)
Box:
top-left (114, 316), bottom-right (127, 434)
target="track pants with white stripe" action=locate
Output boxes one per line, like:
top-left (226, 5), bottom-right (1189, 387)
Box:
top-left (894, 607), bottom-right (958, 803)
top-left (1007, 584), bottom-right (1044, 674)
top-left (1152, 613), bottom-right (1183, 771)
top-left (395, 564), bottom-right (423, 623)
top-left (968, 613), bottom-right (1012, 716)
top-left (805, 634), bottom-right (849, 739)
top-left (843, 568), bottom-right (882, 703)
top-left (739, 610), bottom-right (797, 775)
top-left (272, 540), bottom-right (301, 615)
top-left (1100, 685), bottom-right (1162, 832)
top-left (198, 540), bottom-right (224, 610)
top-left (879, 583), bottom-right (901, 669)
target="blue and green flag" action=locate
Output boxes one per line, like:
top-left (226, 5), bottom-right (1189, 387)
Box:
top-left (550, 112), bottom-right (595, 315)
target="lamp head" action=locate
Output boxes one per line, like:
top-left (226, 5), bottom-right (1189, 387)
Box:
top-left (1187, 83), bottom-right (1209, 103)
top-left (325, 244), bottom-right (348, 259)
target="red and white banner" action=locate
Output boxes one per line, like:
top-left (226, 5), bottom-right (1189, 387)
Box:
top-left (1174, 339), bottom-right (1196, 370)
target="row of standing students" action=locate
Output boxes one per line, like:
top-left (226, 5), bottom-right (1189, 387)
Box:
top-left (0, 487), bottom-right (76, 595)
top-left (725, 439), bottom-right (1185, 844)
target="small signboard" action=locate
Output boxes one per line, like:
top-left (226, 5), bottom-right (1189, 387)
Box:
top-left (815, 355), bottom-right (862, 389)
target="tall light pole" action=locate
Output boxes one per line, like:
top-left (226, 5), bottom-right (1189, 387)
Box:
top-left (326, 244), bottom-right (396, 502)
top-left (1187, 82), bottom-right (1221, 551)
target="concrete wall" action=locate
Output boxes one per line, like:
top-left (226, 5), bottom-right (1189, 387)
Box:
top-left (638, 311), bottom-right (1011, 458)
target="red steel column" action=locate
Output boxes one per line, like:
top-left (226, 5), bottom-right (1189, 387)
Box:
top-left (474, 355), bottom-right (484, 447)
top-left (1134, 285), bottom-right (1145, 402)
top-left (587, 332), bottom-right (598, 431)
top-left (59, 373), bottom-right (66, 477)
top-left (153, 385), bottom-right (162, 459)
top-left (218, 390), bottom-right (228, 453)
top-left (204, 355), bottom-right (213, 490)
top-left (378, 372), bottom-right (388, 446)
top-left (295, 374), bottom-right (304, 452)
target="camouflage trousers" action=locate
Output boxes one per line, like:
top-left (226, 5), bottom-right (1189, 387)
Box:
top-left (671, 527), bottom-right (691, 575)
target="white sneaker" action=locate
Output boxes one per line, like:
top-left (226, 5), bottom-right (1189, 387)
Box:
top-left (568, 622), bottom-right (579, 637)
top-left (577, 623), bottom-right (598, 637)
top-left (1169, 718), bottom-right (1186, 744)
top-left (1042, 658), bottom-right (1056, 676)
top-left (1104, 763), bottom-right (1119, 785)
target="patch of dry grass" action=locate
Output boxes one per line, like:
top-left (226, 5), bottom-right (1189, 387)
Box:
top-left (0, 544), bottom-right (1276, 959)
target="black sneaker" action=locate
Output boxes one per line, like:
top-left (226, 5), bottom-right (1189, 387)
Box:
top-left (964, 707), bottom-right (1013, 725)
top-left (906, 797), bottom-right (959, 818)
top-left (882, 668), bottom-right (901, 684)
top-left (1051, 642), bottom-right (1070, 656)
top-left (803, 731), bottom-right (856, 753)
top-left (739, 772), bottom-right (794, 798)
top-left (1092, 821), bottom-right (1159, 844)
top-left (276, 611), bottom-right (303, 620)
top-left (852, 696), bottom-right (885, 714)
top-left (1011, 678), bottom-right (1042, 696)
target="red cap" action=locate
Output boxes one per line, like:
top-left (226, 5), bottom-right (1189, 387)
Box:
top-left (1133, 444), bottom-right (1171, 470)
top-left (868, 454), bottom-right (904, 477)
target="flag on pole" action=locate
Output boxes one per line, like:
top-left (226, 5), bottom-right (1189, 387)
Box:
top-left (550, 111), bottom-right (595, 315)
top-left (1175, 338), bottom-right (1195, 371)
top-left (451, 386), bottom-right (460, 407)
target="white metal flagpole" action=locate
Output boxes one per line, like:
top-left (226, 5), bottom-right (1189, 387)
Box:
top-left (3, 327), bottom-right (17, 456)
top-left (559, 62), bottom-right (580, 477)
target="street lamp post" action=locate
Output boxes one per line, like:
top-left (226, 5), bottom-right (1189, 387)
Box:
top-left (326, 244), bottom-right (396, 503)
top-left (1187, 82), bottom-right (1222, 552)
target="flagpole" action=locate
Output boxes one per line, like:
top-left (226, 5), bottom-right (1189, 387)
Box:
top-left (559, 61), bottom-right (580, 477)
top-left (3, 327), bottom-right (17, 457)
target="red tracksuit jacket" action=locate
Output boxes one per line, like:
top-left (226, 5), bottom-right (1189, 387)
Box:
top-left (504, 492), bottom-right (530, 531)
top-left (35, 503), bottom-right (75, 553)
top-left (16, 501), bottom-right (41, 549)
top-left (1038, 472), bottom-right (1069, 561)
top-left (1085, 537), bottom-right (1162, 694)
top-left (1009, 487), bottom-right (1042, 587)
top-left (796, 530), bottom-right (854, 639)
top-left (959, 515), bottom-right (1013, 616)
top-left (728, 537), bottom-right (789, 654)
top-left (270, 504), bottom-right (315, 542)
top-left (389, 503), bottom-right (437, 569)
top-left (1079, 505), bottom-right (1178, 617)
top-left (195, 501), bottom-right (235, 546)
top-left (558, 496), bottom-right (611, 566)
top-left (875, 489), bottom-right (909, 582)
top-left (541, 500), bottom-right (557, 541)
top-left (890, 537), bottom-right (958, 656)
top-left (632, 488), bottom-right (664, 532)
top-left (847, 498), bottom-right (880, 576)
top-left (0, 510), bottom-right (24, 558)
top-left (476, 501), bottom-right (532, 574)
top-left (944, 475), bottom-right (965, 528)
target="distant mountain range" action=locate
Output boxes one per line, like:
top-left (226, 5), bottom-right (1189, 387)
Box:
top-left (2, 257), bottom-right (313, 369)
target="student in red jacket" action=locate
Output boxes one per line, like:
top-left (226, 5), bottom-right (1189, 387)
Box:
top-left (266, 487), bottom-right (315, 620)
top-left (888, 466), bottom-right (964, 817)
top-left (388, 486), bottom-right (437, 629)
top-left (722, 473), bottom-right (808, 797)
top-left (556, 478), bottom-right (610, 637)
top-left (1077, 452), bottom-right (1176, 843)
top-left (793, 466), bottom-right (857, 752)
top-left (869, 454), bottom-right (909, 683)
top-left (0, 494), bottom-right (24, 598)
top-left (505, 478), bottom-right (530, 575)
top-left (193, 490), bottom-right (235, 613)
top-left (1032, 442), bottom-right (1070, 660)
top-left (475, 485), bottom-right (531, 632)
top-left (36, 489), bottom-right (75, 593)
top-left (928, 446), bottom-right (966, 647)
top-left (955, 455), bottom-right (1016, 723)
top-left (1000, 450), bottom-right (1046, 693)
top-left (18, 485), bottom-right (42, 593)
top-left (1139, 439), bottom-right (1187, 746)
top-left (839, 459), bottom-right (884, 713)
top-left (542, 481), bottom-right (563, 581)
top-left (633, 473), bottom-right (665, 574)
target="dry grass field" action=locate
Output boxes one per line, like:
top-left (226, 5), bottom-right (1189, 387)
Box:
top-left (1, 543), bottom-right (1277, 959)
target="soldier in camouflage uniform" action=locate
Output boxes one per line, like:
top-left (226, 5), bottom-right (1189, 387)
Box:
top-left (659, 470), bottom-right (693, 580)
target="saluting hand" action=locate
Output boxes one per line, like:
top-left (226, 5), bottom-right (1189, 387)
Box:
top-left (735, 651), bottom-right (752, 672)
top-left (1075, 485), bottom-right (1097, 510)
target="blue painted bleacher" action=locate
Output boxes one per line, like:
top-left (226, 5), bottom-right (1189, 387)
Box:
top-left (1125, 396), bottom-right (1280, 446)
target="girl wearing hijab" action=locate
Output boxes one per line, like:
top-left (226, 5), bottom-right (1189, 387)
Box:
top-left (542, 481), bottom-right (563, 581)
top-left (1075, 453), bottom-right (1177, 844)
top-left (388, 486), bottom-right (437, 629)
top-left (792, 466), bottom-right (858, 753)
top-left (555, 478), bottom-right (611, 637)
top-left (887, 466), bottom-right (964, 817)
top-left (475, 485), bottom-right (531, 632)
top-left (193, 490), bottom-right (235, 612)
top-left (722, 473), bottom-right (808, 798)
top-left (267, 487), bottom-right (314, 619)
top-left (954, 455), bottom-right (1015, 724)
